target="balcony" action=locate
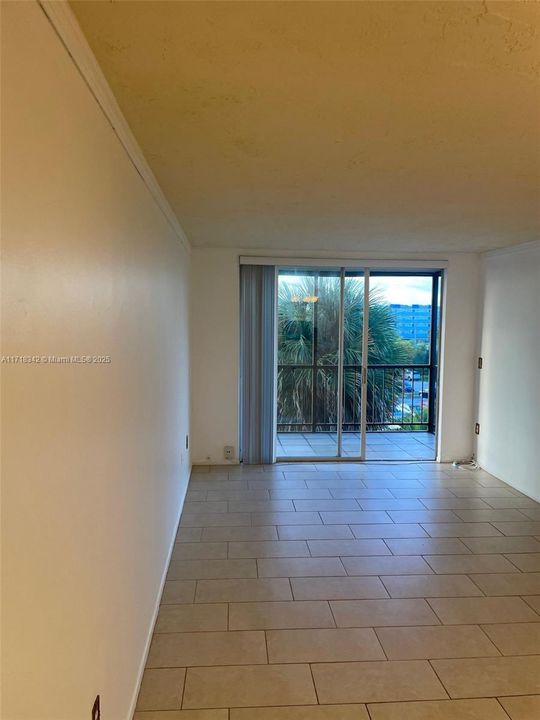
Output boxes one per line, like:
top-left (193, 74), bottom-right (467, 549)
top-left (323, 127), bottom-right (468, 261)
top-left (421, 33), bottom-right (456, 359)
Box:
top-left (277, 430), bottom-right (436, 459)
top-left (277, 363), bottom-right (437, 460)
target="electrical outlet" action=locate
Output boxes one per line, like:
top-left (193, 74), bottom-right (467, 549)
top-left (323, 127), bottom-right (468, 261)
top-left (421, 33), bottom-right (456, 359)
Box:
top-left (224, 445), bottom-right (234, 461)
top-left (91, 695), bottom-right (100, 720)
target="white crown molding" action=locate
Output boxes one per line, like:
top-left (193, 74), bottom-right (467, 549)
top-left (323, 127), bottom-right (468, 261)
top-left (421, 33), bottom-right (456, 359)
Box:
top-left (484, 239), bottom-right (539, 259)
top-left (38, 0), bottom-right (191, 253)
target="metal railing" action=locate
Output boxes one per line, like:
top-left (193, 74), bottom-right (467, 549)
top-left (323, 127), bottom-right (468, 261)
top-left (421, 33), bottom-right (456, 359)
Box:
top-left (277, 363), bottom-right (436, 433)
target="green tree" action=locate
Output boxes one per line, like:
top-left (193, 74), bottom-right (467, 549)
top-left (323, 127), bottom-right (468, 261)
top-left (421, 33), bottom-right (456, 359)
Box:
top-left (277, 275), bottom-right (409, 431)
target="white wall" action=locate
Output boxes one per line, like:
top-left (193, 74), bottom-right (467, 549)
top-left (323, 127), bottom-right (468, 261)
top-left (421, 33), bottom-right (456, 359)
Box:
top-left (191, 248), bottom-right (480, 464)
top-left (476, 242), bottom-right (540, 500)
top-left (1, 3), bottom-right (190, 719)
top-left (191, 248), bottom-right (240, 464)
top-left (438, 253), bottom-right (481, 462)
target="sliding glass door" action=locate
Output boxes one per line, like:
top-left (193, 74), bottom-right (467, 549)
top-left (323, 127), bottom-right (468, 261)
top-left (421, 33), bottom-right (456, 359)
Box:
top-left (341, 270), bottom-right (368, 458)
top-left (276, 269), bottom-right (343, 458)
top-left (365, 273), bottom-right (441, 461)
top-left (275, 267), bottom-right (441, 461)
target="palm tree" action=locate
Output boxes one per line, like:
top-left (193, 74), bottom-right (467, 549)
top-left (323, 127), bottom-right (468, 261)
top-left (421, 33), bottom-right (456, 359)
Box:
top-left (277, 274), bottom-right (409, 432)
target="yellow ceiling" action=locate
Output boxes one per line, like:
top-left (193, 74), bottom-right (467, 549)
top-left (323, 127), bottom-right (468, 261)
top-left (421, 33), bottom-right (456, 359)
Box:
top-left (71, 1), bottom-right (540, 252)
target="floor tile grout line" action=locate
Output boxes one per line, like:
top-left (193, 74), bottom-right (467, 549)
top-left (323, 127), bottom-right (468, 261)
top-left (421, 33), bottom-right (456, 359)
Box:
top-left (476, 623), bottom-right (504, 656)
top-left (147, 648), bottom-right (532, 670)
top-left (365, 703), bottom-right (377, 720)
top-left (465, 572), bottom-right (487, 597)
top-left (178, 663), bottom-right (187, 710)
top-left (308, 663), bottom-right (321, 705)
top-left (494, 697), bottom-right (515, 719)
top-left (381, 538), bottom-right (394, 555)
top-left (424, 598), bottom-right (443, 626)
top-left (427, 658), bottom-right (451, 699)
top-left (151, 616), bottom-right (538, 640)
top-left (219, 694), bottom-right (520, 713)
top-left (371, 626), bottom-right (389, 660)
top-left (288, 576), bottom-right (295, 602)
top-left (520, 595), bottom-right (540, 618)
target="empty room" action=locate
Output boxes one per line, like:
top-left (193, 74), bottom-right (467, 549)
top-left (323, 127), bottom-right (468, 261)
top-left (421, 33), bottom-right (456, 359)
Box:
top-left (2, 1), bottom-right (540, 719)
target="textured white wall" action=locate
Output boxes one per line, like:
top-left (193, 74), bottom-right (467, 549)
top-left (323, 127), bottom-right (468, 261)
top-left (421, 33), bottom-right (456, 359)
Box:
top-left (2, 4), bottom-right (191, 718)
top-left (438, 253), bottom-right (481, 462)
top-left (191, 248), bottom-right (240, 464)
top-left (476, 242), bottom-right (540, 499)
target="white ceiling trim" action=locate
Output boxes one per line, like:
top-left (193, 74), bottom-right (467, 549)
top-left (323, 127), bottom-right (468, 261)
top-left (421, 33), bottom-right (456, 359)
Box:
top-left (38, 0), bottom-right (191, 252)
top-left (240, 256), bottom-right (448, 270)
top-left (483, 240), bottom-right (540, 259)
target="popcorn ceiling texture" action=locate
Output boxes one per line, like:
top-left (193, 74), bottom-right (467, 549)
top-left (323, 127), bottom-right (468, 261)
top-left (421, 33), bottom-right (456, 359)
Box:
top-left (71, 0), bottom-right (540, 252)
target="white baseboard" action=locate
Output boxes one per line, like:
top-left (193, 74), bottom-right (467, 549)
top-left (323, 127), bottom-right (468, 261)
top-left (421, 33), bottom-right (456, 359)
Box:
top-left (127, 466), bottom-right (191, 719)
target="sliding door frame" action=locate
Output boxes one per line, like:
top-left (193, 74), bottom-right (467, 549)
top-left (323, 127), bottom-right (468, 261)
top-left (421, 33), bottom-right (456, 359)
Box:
top-left (360, 269), bottom-right (370, 461)
top-left (273, 262), bottom-right (445, 463)
top-left (336, 268), bottom-right (346, 458)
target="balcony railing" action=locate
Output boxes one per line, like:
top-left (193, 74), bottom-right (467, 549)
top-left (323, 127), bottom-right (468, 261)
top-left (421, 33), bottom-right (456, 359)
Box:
top-left (277, 363), bottom-right (436, 433)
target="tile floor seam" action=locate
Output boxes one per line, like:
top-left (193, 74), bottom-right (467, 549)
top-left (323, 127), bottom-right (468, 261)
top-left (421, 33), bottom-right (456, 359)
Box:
top-left (520, 595), bottom-right (540, 617)
top-left (427, 659), bottom-right (451, 699)
top-left (381, 538), bottom-right (394, 556)
top-left (378, 576), bottom-right (393, 599)
top-left (421, 555), bottom-right (438, 573)
top-left (494, 698), bottom-right (513, 719)
top-left (324, 600), bottom-right (336, 629)
top-left (371, 627), bottom-right (389, 661)
top-left (424, 599), bottom-right (444, 625)
top-left (464, 573), bottom-right (487, 596)
top-left (324, 597), bottom-right (341, 629)
top-left (365, 703), bottom-right (376, 720)
top-left (477, 624), bottom-right (512, 657)
top-left (287, 576), bottom-right (297, 603)
top-left (179, 664), bottom-right (187, 710)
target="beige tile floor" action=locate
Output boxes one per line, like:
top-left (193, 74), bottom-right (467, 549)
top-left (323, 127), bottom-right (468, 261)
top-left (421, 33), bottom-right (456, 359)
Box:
top-left (134, 462), bottom-right (540, 719)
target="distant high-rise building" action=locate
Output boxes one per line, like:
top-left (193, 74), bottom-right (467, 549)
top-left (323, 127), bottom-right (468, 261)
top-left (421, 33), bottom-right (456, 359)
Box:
top-left (390, 304), bottom-right (431, 343)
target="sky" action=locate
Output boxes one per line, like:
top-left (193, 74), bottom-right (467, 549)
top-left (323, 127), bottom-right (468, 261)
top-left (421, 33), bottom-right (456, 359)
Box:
top-left (279, 272), bottom-right (433, 306)
top-left (371, 276), bottom-right (433, 305)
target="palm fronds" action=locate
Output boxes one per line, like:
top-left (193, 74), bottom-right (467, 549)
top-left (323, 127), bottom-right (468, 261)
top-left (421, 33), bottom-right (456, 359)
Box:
top-left (277, 273), bottom-right (407, 430)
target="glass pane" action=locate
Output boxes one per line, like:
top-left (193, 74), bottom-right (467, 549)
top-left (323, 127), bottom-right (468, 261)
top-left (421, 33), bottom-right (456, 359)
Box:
top-left (342, 271), bottom-right (364, 457)
top-left (276, 269), bottom-right (340, 458)
top-left (366, 274), bottom-right (437, 460)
